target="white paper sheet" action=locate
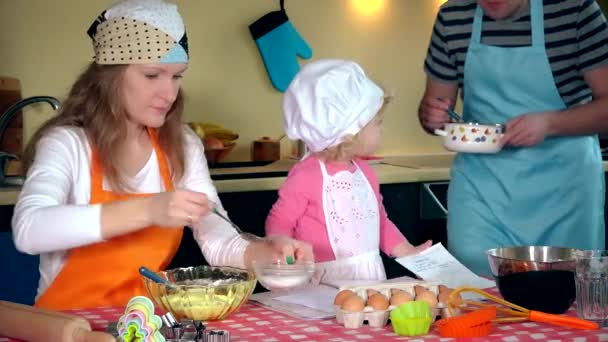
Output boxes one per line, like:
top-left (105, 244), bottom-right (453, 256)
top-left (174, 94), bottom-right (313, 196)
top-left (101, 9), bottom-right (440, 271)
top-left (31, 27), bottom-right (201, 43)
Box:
top-left (273, 285), bottom-right (339, 314)
top-left (395, 243), bottom-right (495, 290)
top-left (249, 285), bottom-right (339, 320)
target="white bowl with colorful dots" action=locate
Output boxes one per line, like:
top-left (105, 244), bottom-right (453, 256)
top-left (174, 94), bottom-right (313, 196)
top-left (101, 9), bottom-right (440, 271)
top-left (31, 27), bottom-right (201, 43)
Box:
top-left (434, 123), bottom-right (504, 153)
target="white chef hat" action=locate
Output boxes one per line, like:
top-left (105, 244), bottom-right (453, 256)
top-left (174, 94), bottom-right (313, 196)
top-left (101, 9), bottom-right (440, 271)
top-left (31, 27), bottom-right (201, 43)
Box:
top-left (283, 59), bottom-right (384, 153)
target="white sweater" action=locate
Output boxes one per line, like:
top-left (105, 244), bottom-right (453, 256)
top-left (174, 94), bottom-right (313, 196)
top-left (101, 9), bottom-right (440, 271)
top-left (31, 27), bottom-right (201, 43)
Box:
top-left (11, 125), bottom-right (250, 299)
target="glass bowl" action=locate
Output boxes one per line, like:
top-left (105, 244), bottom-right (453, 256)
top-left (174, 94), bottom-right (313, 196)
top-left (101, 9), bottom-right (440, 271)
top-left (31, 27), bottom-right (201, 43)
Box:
top-left (486, 246), bottom-right (576, 314)
top-left (141, 265), bottom-right (256, 321)
top-left (252, 260), bottom-right (315, 291)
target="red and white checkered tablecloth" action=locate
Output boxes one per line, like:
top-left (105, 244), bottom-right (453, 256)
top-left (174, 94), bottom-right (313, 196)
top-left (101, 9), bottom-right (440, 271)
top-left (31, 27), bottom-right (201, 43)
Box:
top-left (2, 301), bottom-right (608, 342)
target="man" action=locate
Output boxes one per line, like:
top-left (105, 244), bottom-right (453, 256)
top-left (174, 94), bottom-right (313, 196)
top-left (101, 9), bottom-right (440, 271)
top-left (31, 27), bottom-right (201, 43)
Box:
top-left (418, 0), bottom-right (608, 275)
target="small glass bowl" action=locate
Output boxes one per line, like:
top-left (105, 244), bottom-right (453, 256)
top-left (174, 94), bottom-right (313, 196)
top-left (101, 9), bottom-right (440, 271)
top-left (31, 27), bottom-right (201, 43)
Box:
top-left (252, 260), bottom-right (315, 291)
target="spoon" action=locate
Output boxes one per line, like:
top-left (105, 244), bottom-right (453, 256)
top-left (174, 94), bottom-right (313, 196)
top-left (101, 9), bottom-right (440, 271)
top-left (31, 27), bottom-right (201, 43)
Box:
top-left (139, 266), bottom-right (175, 289)
top-left (211, 208), bottom-right (295, 264)
top-left (211, 207), bottom-right (261, 241)
top-left (435, 97), bottom-right (464, 122)
top-left (447, 108), bottom-right (464, 123)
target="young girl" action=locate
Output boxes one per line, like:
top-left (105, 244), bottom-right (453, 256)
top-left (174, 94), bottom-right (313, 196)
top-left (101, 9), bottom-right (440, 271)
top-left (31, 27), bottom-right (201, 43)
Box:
top-left (265, 59), bottom-right (431, 284)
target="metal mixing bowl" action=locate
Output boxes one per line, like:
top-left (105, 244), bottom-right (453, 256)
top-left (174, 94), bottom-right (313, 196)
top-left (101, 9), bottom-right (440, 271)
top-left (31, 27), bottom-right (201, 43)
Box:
top-left (142, 265), bottom-right (257, 321)
top-left (486, 246), bottom-right (576, 314)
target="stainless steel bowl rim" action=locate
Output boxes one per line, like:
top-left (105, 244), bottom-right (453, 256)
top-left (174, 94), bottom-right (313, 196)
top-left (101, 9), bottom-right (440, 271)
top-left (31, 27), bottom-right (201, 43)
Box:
top-left (486, 246), bottom-right (577, 263)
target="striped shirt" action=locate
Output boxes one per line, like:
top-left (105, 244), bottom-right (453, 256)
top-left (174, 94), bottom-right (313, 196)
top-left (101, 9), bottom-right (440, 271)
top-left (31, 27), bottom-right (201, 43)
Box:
top-left (424, 0), bottom-right (608, 107)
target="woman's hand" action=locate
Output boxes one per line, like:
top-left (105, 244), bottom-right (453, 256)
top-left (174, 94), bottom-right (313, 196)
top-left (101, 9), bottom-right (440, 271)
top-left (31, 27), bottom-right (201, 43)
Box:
top-left (391, 240), bottom-right (433, 258)
top-left (147, 189), bottom-right (211, 228)
top-left (244, 235), bottom-right (314, 268)
top-left (500, 113), bottom-right (552, 147)
top-left (418, 97), bottom-right (451, 133)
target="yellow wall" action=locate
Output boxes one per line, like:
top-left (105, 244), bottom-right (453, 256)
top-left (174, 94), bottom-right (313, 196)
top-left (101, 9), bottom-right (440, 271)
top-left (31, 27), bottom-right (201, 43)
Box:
top-left (0, 0), bottom-right (447, 161)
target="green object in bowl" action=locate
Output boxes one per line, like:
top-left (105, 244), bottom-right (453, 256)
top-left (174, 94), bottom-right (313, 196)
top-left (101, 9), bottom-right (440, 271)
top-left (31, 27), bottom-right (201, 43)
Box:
top-left (390, 301), bottom-right (433, 336)
top-left (286, 256), bottom-right (294, 265)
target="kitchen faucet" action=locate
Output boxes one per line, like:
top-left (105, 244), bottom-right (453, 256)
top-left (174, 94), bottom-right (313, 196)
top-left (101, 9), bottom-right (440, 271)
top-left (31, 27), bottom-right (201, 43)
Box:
top-left (0, 96), bottom-right (60, 186)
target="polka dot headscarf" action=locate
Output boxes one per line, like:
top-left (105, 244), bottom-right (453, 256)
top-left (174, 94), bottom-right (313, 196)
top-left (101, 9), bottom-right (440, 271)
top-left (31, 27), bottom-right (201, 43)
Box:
top-left (87, 0), bottom-right (189, 65)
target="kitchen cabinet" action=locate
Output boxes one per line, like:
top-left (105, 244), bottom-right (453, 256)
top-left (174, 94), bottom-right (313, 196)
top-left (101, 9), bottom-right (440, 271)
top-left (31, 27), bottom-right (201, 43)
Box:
top-left (0, 205), bottom-right (39, 305)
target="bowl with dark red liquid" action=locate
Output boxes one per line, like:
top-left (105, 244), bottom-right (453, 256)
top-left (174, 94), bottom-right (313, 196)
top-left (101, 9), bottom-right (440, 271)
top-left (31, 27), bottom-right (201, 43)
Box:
top-left (486, 246), bottom-right (577, 314)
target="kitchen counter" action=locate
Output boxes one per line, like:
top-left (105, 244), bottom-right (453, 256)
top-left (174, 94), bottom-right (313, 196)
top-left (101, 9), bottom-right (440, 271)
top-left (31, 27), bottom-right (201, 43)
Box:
top-left (210, 153), bottom-right (456, 193)
top-left (0, 153), bottom-right (607, 205)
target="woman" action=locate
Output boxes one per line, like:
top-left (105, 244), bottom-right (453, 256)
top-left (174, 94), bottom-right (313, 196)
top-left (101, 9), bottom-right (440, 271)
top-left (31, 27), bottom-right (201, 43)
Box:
top-left (12, 0), bottom-right (312, 310)
top-left (419, 0), bottom-right (608, 276)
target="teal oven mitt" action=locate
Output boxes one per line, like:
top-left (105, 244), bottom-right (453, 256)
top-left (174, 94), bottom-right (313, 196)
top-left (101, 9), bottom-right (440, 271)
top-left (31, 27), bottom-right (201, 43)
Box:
top-left (249, 0), bottom-right (313, 92)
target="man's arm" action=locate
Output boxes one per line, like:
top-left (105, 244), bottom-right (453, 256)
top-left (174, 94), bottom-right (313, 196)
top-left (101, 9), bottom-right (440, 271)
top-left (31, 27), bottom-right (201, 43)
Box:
top-left (546, 66), bottom-right (608, 136)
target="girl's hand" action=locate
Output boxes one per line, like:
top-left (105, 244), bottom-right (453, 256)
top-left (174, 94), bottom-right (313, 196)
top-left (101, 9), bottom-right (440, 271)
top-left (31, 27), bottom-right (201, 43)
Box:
top-left (147, 189), bottom-right (211, 227)
top-left (244, 235), bottom-right (314, 267)
top-left (392, 240), bottom-right (433, 258)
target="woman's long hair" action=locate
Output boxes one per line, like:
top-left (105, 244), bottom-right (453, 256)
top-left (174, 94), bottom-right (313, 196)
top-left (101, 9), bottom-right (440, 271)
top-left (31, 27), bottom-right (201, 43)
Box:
top-left (23, 62), bottom-right (185, 193)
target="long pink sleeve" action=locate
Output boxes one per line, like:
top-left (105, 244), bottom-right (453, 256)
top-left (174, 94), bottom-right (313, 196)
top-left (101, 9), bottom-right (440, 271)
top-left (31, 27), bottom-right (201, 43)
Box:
top-left (266, 156), bottom-right (408, 262)
top-left (265, 157), bottom-right (336, 262)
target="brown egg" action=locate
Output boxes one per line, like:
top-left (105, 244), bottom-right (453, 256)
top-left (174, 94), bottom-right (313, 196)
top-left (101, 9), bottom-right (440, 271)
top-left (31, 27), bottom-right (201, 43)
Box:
top-left (366, 288), bottom-right (380, 298)
top-left (437, 288), bottom-right (462, 306)
top-left (342, 295), bottom-right (365, 312)
top-left (414, 285), bottom-right (427, 296)
top-left (367, 293), bottom-right (389, 311)
top-left (416, 290), bottom-right (438, 307)
top-left (334, 290), bottom-right (355, 306)
top-left (390, 291), bottom-right (413, 306)
top-left (437, 290), bottom-right (449, 305)
top-left (438, 285), bottom-right (449, 293)
top-left (390, 288), bottom-right (402, 296)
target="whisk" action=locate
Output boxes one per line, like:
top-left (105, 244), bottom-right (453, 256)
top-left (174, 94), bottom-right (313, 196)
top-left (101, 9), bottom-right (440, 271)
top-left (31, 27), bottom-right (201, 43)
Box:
top-left (445, 287), bottom-right (598, 330)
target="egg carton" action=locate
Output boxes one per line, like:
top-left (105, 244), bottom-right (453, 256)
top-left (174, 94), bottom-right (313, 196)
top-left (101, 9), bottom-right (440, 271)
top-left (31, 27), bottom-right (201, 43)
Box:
top-left (339, 279), bottom-right (441, 304)
top-left (334, 280), bottom-right (461, 329)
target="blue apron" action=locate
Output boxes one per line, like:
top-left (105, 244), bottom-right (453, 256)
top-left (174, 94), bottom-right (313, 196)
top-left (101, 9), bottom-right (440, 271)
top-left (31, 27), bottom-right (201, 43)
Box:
top-left (448, 0), bottom-right (605, 276)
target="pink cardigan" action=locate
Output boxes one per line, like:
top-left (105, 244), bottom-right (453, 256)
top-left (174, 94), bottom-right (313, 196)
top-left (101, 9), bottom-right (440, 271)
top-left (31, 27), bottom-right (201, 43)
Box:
top-left (265, 155), bottom-right (406, 262)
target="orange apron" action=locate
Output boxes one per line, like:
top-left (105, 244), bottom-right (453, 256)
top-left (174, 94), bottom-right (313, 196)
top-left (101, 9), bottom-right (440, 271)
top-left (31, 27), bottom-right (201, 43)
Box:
top-left (35, 128), bottom-right (183, 310)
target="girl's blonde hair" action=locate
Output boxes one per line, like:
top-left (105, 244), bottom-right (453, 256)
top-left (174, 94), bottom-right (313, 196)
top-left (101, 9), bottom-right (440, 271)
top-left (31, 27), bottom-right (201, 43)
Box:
top-left (319, 94), bottom-right (392, 162)
top-left (23, 62), bottom-right (186, 193)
